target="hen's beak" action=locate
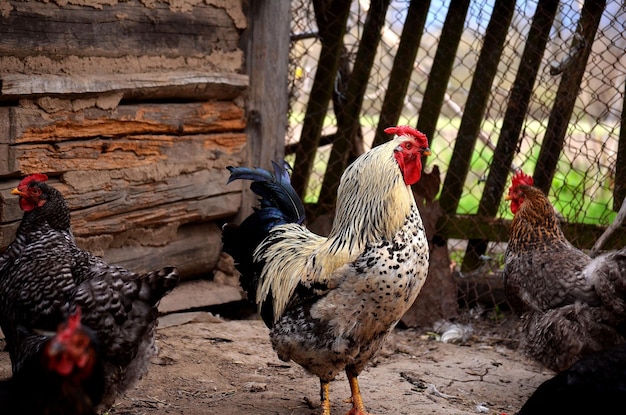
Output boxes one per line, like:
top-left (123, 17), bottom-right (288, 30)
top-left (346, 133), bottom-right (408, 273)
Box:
top-left (504, 194), bottom-right (512, 201)
top-left (11, 188), bottom-right (26, 197)
top-left (422, 148), bottom-right (432, 156)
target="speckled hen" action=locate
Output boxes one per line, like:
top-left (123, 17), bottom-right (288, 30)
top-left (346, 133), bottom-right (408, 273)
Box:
top-left (222, 126), bottom-right (431, 415)
top-left (504, 171), bottom-right (626, 372)
top-left (0, 174), bottom-right (180, 411)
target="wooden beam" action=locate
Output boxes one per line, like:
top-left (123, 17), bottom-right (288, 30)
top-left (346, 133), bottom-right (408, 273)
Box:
top-left (0, 0), bottom-right (243, 59)
top-left (240, 0), bottom-right (290, 219)
top-left (439, 215), bottom-right (626, 251)
top-left (0, 102), bottom-right (245, 145)
top-left (0, 72), bottom-right (248, 101)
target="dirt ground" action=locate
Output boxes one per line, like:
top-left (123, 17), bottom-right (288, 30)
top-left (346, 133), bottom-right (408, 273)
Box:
top-left (62, 310), bottom-right (553, 415)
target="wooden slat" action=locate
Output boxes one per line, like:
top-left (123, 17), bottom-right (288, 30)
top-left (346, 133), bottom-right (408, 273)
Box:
top-left (415, 0), bottom-right (470, 146)
top-left (614, 79), bottom-right (626, 211)
top-left (0, 102), bottom-right (244, 145)
top-left (318, 0), bottom-right (392, 210)
top-left (460, 0), bottom-right (560, 271)
top-left (0, 72), bottom-right (248, 101)
top-left (533, 0), bottom-right (607, 193)
top-left (373, 0), bottom-right (431, 147)
top-left (438, 0), bottom-right (515, 215)
top-left (0, 132), bottom-right (246, 176)
top-left (440, 215), bottom-right (626, 251)
top-left (0, 0), bottom-right (243, 59)
top-left (291, 0), bottom-right (352, 198)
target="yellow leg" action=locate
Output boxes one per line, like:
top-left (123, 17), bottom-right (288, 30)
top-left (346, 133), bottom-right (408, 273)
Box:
top-left (320, 380), bottom-right (331, 415)
top-left (346, 368), bottom-right (373, 415)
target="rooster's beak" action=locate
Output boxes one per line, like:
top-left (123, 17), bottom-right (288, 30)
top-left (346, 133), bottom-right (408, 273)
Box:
top-left (422, 148), bottom-right (432, 157)
top-left (504, 195), bottom-right (512, 201)
top-left (11, 188), bottom-right (26, 197)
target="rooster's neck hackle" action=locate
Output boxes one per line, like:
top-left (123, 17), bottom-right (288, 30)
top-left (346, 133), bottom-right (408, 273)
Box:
top-left (326, 138), bottom-right (417, 255)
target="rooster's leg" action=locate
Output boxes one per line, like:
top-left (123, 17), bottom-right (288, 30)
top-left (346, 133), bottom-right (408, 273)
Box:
top-left (345, 367), bottom-right (373, 415)
top-left (320, 379), bottom-right (331, 415)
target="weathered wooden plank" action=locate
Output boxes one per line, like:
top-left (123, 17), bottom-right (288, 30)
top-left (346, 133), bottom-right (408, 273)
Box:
top-left (415, 0), bottom-right (470, 146)
top-left (533, 0), bottom-right (607, 193)
top-left (438, 0), bottom-right (515, 215)
top-left (0, 0), bottom-right (244, 59)
top-left (0, 132), bottom-right (246, 176)
top-left (439, 215), bottom-right (626, 251)
top-left (0, 102), bottom-right (245, 145)
top-left (291, 0), bottom-right (352, 198)
top-left (461, 0), bottom-right (560, 271)
top-left (318, 0), bottom-right (392, 210)
top-left (615, 79), bottom-right (626, 211)
top-left (0, 72), bottom-right (249, 101)
top-left (373, 0), bottom-right (431, 147)
top-left (98, 223), bottom-right (224, 279)
top-left (158, 280), bottom-right (244, 314)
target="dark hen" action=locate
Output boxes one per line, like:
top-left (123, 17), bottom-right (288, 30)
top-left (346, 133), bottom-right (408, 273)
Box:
top-left (0, 174), bottom-right (180, 410)
top-left (516, 342), bottom-right (626, 414)
top-left (223, 126), bottom-right (432, 415)
top-left (0, 308), bottom-right (105, 415)
top-left (504, 170), bottom-right (626, 372)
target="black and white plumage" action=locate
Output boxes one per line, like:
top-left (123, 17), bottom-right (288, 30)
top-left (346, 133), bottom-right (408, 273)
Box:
top-left (223, 126), bottom-right (432, 415)
top-left (0, 174), bottom-right (180, 410)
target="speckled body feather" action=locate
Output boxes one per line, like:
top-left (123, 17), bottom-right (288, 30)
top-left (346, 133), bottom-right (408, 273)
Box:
top-left (0, 177), bottom-right (180, 410)
top-left (224, 128), bottom-right (431, 414)
top-left (504, 181), bottom-right (626, 372)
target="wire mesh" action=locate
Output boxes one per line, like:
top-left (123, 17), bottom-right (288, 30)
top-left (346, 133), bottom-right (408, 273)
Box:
top-left (286, 0), bottom-right (626, 312)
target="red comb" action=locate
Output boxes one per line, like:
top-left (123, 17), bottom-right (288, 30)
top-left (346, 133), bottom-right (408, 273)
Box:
top-left (18, 173), bottom-right (49, 188)
top-left (384, 126), bottom-right (429, 147)
top-left (511, 170), bottom-right (534, 187)
top-left (57, 307), bottom-right (82, 342)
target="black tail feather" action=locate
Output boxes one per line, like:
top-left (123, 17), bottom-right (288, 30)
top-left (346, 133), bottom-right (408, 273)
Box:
top-left (222, 161), bottom-right (305, 306)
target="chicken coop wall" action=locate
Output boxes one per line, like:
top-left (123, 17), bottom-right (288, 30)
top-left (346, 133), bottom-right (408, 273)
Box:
top-left (286, 0), bottom-right (626, 321)
top-left (0, 1), bottom-right (250, 293)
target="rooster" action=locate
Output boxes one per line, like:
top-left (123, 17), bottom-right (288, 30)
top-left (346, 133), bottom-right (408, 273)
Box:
top-left (222, 126), bottom-right (432, 415)
top-left (0, 308), bottom-right (104, 415)
top-left (503, 170), bottom-right (626, 372)
top-left (0, 173), bottom-right (180, 410)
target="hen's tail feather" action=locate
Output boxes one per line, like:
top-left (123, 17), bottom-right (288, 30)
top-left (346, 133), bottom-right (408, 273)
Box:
top-left (223, 161), bottom-right (305, 308)
top-left (137, 266), bottom-right (180, 305)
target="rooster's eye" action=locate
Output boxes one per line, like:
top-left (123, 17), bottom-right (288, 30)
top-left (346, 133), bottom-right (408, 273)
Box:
top-left (404, 142), bottom-right (412, 150)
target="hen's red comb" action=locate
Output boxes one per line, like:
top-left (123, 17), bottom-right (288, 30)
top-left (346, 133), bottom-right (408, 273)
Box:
top-left (384, 126), bottom-right (429, 146)
top-left (57, 307), bottom-right (82, 342)
top-left (511, 170), bottom-right (534, 187)
top-left (18, 173), bottom-right (49, 188)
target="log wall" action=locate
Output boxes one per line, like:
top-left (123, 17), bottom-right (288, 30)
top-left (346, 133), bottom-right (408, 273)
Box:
top-left (0, 0), bottom-right (249, 284)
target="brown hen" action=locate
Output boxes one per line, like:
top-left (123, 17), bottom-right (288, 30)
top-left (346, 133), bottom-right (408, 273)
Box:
top-left (504, 171), bottom-right (626, 372)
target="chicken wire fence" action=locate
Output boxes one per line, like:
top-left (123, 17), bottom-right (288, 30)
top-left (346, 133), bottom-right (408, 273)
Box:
top-left (285, 0), bottom-right (626, 313)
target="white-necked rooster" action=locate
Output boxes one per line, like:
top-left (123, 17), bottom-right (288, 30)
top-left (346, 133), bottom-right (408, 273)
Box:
top-left (222, 126), bottom-right (432, 415)
top-left (0, 173), bottom-right (180, 411)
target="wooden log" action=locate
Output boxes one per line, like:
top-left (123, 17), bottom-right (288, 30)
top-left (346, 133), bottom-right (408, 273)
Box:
top-left (0, 101), bottom-right (245, 145)
top-left (0, 0), bottom-right (244, 59)
top-left (98, 222), bottom-right (224, 279)
top-left (0, 72), bottom-right (249, 102)
top-left (0, 132), bottom-right (246, 176)
top-left (615, 79), bottom-right (626, 211)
